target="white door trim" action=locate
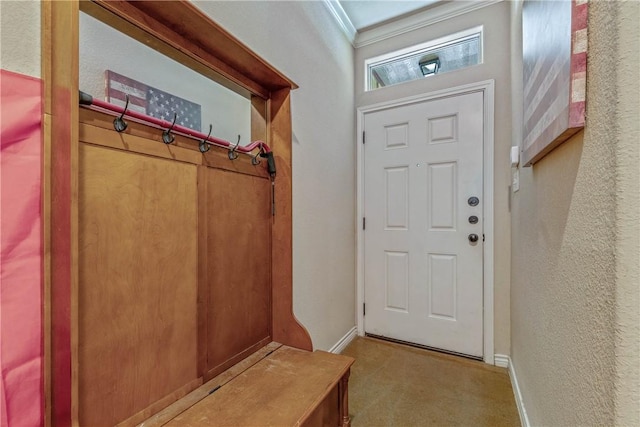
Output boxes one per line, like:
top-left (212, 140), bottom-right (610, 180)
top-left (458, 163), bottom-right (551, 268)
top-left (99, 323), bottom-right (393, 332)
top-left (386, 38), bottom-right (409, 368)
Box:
top-left (356, 79), bottom-right (495, 365)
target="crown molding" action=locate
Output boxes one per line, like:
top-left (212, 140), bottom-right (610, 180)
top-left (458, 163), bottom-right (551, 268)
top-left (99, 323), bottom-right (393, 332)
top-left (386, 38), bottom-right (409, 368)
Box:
top-left (355, 0), bottom-right (502, 48)
top-left (322, 0), bottom-right (357, 46)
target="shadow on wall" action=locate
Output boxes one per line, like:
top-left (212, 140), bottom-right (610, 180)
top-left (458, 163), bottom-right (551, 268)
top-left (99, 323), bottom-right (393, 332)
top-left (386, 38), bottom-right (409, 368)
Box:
top-left (513, 132), bottom-right (584, 297)
top-left (512, 126), bottom-right (618, 422)
top-left (531, 131), bottom-right (584, 261)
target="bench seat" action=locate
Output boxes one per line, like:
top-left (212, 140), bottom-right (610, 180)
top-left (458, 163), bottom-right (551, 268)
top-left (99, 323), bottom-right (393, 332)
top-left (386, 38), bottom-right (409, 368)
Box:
top-left (139, 344), bottom-right (354, 427)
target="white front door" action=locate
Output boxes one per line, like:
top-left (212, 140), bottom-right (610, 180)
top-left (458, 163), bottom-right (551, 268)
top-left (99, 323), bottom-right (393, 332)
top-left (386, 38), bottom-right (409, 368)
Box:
top-left (363, 91), bottom-right (484, 358)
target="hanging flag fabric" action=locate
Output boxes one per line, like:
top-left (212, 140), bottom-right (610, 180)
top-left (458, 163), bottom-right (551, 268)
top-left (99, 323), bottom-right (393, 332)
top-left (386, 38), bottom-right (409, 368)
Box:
top-left (106, 70), bottom-right (202, 131)
top-left (0, 69), bottom-right (44, 427)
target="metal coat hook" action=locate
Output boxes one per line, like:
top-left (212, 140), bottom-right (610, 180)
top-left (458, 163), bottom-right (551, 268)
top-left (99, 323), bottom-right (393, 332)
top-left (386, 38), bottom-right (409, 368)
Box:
top-left (251, 147), bottom-right (263, 165)
top-left (162, 113), bottom-right (177, 144)
top-left (113, 94), bottom-right (129, 132)
top-left (199, 124), bottom-right (212, 153)
top-left (228, 135), bottom-right (241, 160)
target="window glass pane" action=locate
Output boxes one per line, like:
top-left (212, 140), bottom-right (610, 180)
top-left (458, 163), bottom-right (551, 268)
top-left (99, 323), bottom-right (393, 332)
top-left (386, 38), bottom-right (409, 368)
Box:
top-left (79, 11), bottom-right (252, 145)
top-left (368, 32), bottom-right (482, 90)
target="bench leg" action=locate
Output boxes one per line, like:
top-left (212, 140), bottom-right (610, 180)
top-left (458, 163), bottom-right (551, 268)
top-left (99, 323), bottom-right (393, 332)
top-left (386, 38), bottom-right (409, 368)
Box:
top-left (339, 369), bottom-right (351, 427)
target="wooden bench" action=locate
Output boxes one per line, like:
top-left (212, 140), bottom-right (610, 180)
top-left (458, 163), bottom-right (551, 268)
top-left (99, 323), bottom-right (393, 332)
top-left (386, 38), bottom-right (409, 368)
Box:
top-left (138, 344), bottom-right (354, 427)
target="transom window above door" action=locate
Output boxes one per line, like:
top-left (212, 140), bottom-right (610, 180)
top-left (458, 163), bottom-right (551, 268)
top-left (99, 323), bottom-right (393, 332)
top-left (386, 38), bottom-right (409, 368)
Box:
top-left (365, 26), bottom-right (483, 91)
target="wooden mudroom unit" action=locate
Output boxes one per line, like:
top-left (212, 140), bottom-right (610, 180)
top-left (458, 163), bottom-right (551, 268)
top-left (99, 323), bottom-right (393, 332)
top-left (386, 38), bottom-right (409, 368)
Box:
top-left (45, 1), bottom-right (353, 426)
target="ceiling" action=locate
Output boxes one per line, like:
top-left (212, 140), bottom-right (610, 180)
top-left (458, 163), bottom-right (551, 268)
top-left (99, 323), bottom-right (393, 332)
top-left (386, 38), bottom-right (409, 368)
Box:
top-left (338, 0), bottom-right (441, 31)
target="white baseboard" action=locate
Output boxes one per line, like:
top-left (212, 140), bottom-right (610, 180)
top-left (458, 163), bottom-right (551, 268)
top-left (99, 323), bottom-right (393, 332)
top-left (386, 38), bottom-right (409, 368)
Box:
top-left (509, 357), bottom-right (531, 427)
top-left (494, 354), bottom-right (510, 368)
top-left (328, 326), bottom-right (358, 354)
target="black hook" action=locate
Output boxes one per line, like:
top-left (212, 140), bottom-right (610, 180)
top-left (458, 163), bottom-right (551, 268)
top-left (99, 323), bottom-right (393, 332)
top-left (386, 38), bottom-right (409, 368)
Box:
top-left (162, 113), bottom-right (177, 144)
top-left (228, 135), bottom-right (241, 160)
top-left (199, 124), bottom-right (212, 153)
top-left (113, 94), bottom-right (129, 132)
top-left (251, 148), bottom-right (262, 165)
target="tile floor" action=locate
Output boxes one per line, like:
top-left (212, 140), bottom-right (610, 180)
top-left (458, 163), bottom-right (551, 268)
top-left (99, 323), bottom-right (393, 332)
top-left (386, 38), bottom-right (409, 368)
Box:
top-left (341, 337), bottom-right (520, 427)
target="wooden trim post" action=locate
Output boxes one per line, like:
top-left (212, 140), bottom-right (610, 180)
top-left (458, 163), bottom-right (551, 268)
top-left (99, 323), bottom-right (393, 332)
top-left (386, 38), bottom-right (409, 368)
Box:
top-left (43, 1), bottom-right (80, 426)
top-left (269, 88), bottom-right (313, 351)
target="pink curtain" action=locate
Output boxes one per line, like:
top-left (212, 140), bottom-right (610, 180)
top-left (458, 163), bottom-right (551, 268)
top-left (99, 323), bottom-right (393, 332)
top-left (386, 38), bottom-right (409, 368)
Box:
top-left (0, 69), bottom-right (44, 427)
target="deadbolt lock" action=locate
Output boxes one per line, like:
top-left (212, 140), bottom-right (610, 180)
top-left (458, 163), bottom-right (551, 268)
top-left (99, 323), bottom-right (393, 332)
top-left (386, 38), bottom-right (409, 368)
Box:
top-left (468, 196), bottom-right (479, 206)
top-left (469, 215), bottom-right (479, 224)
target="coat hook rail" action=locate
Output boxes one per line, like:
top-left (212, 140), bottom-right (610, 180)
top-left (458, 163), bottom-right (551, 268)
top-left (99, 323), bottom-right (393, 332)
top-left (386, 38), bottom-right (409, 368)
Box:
top-left (78, 91), bottom-right (276, 177)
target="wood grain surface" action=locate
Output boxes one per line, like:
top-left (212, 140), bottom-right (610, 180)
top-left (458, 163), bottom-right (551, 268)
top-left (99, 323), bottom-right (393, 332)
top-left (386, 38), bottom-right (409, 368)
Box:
top-left (79, 108), bottom-right (270, 179)
top-left (202, 168), bottom-right (272, 378)
top-left (50, 0), bottom-right (309, 423)
top-left (137, 342), bottom-right (282, 427)
top-left (269, 88), bottom-right (313, 351)
top-left (45, 2), bottom-right (80, 426)
top-left (166, 346), bottom-right (354, 427)
top-left (78, 143), bottom-right (199, 425)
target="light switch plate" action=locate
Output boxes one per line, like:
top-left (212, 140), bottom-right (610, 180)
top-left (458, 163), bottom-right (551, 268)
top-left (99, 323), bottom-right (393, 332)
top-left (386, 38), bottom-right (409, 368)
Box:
top-left (511, 146), bottom-right (520, 168)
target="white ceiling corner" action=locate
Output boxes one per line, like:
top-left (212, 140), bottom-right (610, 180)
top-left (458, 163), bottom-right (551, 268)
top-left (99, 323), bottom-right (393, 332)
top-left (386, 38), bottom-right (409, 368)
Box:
top-left (323, 0), bottom-right (358, 46)
top-left (324, 0), bottom-right (504, 49)
top-left (355, 0), bottom-right (502, 48)
top-left (339, 0), bottom-right (439, 31)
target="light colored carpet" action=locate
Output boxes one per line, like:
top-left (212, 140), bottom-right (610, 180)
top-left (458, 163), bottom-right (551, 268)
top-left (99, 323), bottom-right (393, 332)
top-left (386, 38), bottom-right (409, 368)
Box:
top-left (341, 337), bottom-right (520, 427)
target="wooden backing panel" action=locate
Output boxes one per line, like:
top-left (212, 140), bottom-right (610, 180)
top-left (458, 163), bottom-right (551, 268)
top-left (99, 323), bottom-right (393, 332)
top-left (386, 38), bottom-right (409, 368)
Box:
top-left (45, 1), bottom-right (80, 425)
top-left (196, 167), bottom-right (209, 377)
top-left (79, 120), bottom-right (201, 165)
top-left (269, 88), bottom-right (313, 351)
top-left (166, 347), bottom-right (354, 427)
top-left (138, 342), bottom-right (283, 427)
top-left (116, 378), bottom-right (202, 427)
top-left (78, 144), bottom-right (199, 425)
top-left (79, 108), bottom-right (269, 178)
top-left (203, 168), bottom-right (272, 374)
top-left (200, 149), bottom-right (268, 178)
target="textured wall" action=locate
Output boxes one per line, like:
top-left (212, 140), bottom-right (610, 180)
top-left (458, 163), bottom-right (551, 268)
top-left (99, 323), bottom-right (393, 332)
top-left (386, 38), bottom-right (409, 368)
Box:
top-left (0, 0), bottom-right (41, 77)
top-left (355, 1), bottom-right (513, 357)
top-left (192, 1), bottom-right (356, 351)
top-left (510, 0), bottom-right (639, 425)
top-left (611, 0), bottom-right (640, 424)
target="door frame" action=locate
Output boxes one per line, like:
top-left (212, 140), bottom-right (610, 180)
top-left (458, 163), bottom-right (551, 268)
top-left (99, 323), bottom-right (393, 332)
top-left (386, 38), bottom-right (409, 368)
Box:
top-left (356, 79), bottom-right (495, 365)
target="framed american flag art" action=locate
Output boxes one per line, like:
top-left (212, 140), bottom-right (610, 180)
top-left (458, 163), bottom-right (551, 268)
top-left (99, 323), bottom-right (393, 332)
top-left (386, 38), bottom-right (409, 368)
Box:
top-left (522, 0), bottom-right (588, 166)
top-left (106, 70), bottom-right (202, 132)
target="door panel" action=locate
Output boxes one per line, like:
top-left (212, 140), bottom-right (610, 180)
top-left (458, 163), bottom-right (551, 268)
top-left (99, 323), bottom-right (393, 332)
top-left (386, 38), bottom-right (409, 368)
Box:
top-left (364, 91), bottom-right (484, 357)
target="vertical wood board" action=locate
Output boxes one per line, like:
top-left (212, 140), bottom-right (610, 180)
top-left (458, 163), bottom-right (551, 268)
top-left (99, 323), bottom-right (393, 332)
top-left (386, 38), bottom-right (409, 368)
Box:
top-left (269, 88), bottom-right (313, 351)
top-left (78, 143), bottom-right (198, 425)
top-left (44, 1), bottom-right (80, 425)
top-left (203, 168), bottom-right (272, 375)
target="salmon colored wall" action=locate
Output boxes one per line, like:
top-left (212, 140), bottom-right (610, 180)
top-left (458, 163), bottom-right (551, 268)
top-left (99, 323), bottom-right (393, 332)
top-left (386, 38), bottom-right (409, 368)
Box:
top-left (0, 70), bottom-right (44, 427)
